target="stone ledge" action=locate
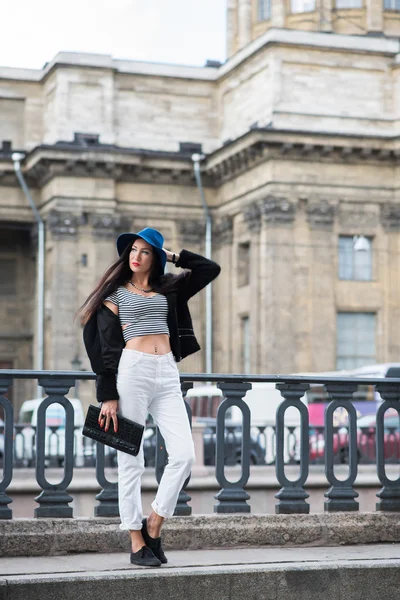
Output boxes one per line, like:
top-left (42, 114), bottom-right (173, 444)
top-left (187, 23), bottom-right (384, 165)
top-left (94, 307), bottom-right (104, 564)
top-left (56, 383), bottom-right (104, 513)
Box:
top-left (1, 513), bottom-right (400, 557)
top-left (1, 559), bottom-right (400, 600)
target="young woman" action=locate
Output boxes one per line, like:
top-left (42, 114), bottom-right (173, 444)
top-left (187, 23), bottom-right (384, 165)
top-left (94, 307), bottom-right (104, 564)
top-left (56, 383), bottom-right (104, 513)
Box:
top-left (80, 227), bottom-right (220, 567)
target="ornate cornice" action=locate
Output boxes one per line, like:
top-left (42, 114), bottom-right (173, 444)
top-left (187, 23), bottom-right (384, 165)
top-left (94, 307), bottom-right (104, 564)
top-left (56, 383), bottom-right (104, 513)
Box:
top-left (3, 129), bottom-right (400, 191)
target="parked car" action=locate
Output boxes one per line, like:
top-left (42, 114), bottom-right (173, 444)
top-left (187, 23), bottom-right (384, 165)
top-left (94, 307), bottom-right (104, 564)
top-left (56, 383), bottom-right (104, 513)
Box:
top-left (142, 419), bottom-right (266, 467)
top-left (15, 398), bottom-right (85, 467)
top-left (306, 411), bottom-right (400, 464)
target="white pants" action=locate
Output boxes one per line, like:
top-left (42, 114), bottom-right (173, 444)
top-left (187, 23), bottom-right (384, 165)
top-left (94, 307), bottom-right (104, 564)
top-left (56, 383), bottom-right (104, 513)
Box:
top-left (116, 349), bottom-right (195, 531)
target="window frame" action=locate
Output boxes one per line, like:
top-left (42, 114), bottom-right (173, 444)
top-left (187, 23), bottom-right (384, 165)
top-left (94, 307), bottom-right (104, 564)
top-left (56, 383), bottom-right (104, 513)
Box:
top-left (290, 0), bottom-right (316, 14)
top-left (336, 312), bottom-right (377, 371)
top-left (258, 0), bottom-right (272, 21)
top-left (338, 235), bottom-right (373, 282)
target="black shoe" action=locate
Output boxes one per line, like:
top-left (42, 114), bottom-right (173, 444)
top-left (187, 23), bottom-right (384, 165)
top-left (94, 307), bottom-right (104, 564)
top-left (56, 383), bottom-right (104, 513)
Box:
top-left (142, 518), bottom-right (168, 564)
top-left (130, 545), bottom-right (162, 567)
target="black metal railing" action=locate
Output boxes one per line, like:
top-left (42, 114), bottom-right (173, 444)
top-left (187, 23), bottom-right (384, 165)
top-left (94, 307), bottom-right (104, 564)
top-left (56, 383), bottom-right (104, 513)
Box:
top-left (0, 370), bottom-right (399, 519)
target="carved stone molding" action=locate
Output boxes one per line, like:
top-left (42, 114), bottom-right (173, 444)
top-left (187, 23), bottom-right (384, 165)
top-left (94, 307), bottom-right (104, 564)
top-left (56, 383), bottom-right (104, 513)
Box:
top-left (179, 219), bottom-right (206, 246)
top-left (260, 196), bottom-right (296, 224)
top-left (89, 213), bottom-right (124, 238)
top-left (381, 203), bottom-right (400, 230)
top-left (214, 215), bottom-right (233, 247)
top-left (243, 201), bottom-right (262, 233)
top-left (306, 200), bottom-right (336, 228)
top-left (46, 211), bottom-right (80, 237)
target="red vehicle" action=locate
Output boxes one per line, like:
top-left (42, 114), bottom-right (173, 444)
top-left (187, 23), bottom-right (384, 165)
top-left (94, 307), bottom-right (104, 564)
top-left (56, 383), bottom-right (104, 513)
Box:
top-left (308, 411), bottom-right (400, 464)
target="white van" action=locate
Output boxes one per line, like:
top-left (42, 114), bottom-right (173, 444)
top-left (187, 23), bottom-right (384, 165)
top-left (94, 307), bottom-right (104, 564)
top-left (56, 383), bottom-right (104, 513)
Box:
top-left (16, 398), bottom-right (85, 467)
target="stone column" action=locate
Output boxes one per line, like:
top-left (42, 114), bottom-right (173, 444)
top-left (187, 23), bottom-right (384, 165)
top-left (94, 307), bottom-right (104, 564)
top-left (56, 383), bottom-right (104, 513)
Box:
top-left (238, 0), bottom-right (253, 51)
top-left (258, 196), bottom-right (297, 374)
top-left (366, 0), bottom-right (384, 35)
top-left (45, 211), bottom-right (82, 371)
top-left (227, 0), bottom-right (238, 58)
top-left (213, 216), bottom-right (234, 373)
top-left (243, 201), bottom-right (262, 373)
top-left (319, 0), bottom-right (333, 33)
top-left (381, 204), bottom-right (400, 361)
top-left (271, 0), bottom-right (286, 29)
top-left (305, 200), bottom-right (337, 371)
top-left (178, 219), bottom-right (206, 373)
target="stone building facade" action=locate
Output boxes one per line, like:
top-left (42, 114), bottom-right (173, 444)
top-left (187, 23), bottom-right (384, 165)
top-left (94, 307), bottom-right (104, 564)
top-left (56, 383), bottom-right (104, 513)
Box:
top-left (1, 0), bottom-right (400, 411)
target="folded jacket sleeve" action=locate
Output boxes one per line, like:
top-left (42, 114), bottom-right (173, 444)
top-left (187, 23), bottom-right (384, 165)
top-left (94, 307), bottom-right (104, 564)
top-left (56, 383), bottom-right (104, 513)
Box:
top-left (96, 373), bottom-right (119, 403)
top-left (175, 249), bottom-right (221, 300)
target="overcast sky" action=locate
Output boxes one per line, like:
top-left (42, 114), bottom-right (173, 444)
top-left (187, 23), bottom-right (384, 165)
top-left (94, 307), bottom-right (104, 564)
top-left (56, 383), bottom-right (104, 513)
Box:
top-left (1, 0), bottom-right (227, 70)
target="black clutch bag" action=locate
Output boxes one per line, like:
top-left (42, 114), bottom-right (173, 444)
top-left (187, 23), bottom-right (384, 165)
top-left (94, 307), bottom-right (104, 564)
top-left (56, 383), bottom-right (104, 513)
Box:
top-left (82, 404), bottom-right (144, 457)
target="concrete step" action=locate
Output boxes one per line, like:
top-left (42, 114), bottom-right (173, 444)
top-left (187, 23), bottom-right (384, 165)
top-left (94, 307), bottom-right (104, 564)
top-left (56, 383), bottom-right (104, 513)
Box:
top-left (1, 544), bottom-right (400, 600)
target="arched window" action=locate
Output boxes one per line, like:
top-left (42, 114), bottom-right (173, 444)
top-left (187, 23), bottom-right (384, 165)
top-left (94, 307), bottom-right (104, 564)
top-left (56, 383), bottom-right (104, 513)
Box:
top-left (336, 0), bottom-right (363, 7)
top-left (258, 0), bottom-right (271, 20)
top-left (384, 0), bottom-right (400, 8)
top-left (291, 0), bottom-right (316, 13)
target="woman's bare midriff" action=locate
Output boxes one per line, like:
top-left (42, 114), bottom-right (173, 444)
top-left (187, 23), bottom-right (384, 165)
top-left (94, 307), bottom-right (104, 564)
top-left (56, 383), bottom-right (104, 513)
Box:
top-left (124, 333), bottom-right (172, 355)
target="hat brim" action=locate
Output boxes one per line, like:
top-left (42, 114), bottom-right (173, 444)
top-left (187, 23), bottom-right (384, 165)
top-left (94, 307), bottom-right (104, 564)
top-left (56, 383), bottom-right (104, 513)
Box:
top-left (116, 233), bottom-right (166, 275)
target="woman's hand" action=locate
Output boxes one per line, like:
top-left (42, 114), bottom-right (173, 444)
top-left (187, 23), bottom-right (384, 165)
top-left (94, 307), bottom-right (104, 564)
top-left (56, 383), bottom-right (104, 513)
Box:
top-left (98, 400), bottom-right (119, 433)
top-left (163, 248), bottom-right (180, 264)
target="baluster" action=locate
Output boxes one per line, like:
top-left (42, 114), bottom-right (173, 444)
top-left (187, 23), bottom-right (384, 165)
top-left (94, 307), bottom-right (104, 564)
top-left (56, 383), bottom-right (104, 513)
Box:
top-left (375, 383), bottom-right (400, 511)
top-left (275, 383), bottom-right (310, 514)
top-left (94, 442), bottom-right (119, 517)
top-left (34, 377), bottom-right (75, 518)
top-left (324, 383), bottom-right (359, 512)
top-left (0, 377), bottom-right (13, 519)
top-left (214, 382), bottom-right (251, 513)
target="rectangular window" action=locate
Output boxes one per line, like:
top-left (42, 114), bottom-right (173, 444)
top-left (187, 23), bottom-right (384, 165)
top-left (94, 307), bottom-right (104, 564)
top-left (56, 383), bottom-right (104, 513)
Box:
top-left (336, 0), bottom-right (362, 7)
top-left (241, 316), bottom-right (251, 374)
top-left (237, 242), bottom-right (250, 287)
top-left (336, 312), bottom-right (376, 370)
top-left (338, 236), bottom-right (373, 281)
top-left (258, 0), bottom-right (271, 20)
top-left (291, 0), bottom-right (316, 13)
top-left (384, 0), bottom-right (400, 9)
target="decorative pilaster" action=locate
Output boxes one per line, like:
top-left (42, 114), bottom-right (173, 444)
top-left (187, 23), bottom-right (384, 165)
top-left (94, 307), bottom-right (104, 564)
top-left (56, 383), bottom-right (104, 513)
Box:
top-left (243, 200), bottom-right (262, 233)
top-left (260, 196), bottom-right (296, 224)
top-left (306, 200), bottom-right (336, 229)
top-left (213, 216), bottom-right (233, 248)
top-left (381, 203), bottom-right (400, 231)
top-left (179, 219), bottom-right (205, 247)
top-left (47, 211), bottom-right (80, 238)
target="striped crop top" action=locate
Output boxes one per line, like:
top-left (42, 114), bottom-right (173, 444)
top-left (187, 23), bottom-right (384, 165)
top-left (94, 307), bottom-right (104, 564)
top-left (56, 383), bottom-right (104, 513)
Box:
top-left (104, 286), bottom-right (169, 343)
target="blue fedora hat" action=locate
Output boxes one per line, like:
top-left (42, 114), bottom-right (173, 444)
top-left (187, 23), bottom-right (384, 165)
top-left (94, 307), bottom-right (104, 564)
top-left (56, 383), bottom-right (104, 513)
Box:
top-left (116, 228), bottom-right (166, 275)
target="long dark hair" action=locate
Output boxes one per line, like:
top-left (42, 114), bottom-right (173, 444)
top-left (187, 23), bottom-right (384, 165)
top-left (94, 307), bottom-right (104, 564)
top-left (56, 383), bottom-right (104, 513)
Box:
top-left (77, 243), bottom-right (183, 324)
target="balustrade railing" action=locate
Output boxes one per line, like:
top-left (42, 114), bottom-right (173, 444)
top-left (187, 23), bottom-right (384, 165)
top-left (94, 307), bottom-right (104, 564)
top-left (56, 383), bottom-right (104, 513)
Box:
top-left (0, 370), bottom-right (399, 519)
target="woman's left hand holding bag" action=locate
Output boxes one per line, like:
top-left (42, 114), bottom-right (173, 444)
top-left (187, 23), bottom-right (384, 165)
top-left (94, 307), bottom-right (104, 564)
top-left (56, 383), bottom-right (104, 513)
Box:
top-left (98, 400), bottom-right (119, 432)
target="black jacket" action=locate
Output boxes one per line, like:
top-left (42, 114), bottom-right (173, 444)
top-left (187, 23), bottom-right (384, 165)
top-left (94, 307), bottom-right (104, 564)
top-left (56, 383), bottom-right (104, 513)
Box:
top-left (83, 249), bottom-right (221, 402)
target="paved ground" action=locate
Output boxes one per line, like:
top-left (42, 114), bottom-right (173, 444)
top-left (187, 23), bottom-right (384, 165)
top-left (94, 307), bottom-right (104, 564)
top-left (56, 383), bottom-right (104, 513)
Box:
top-left (1, 543), bottom-right (400, 577)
